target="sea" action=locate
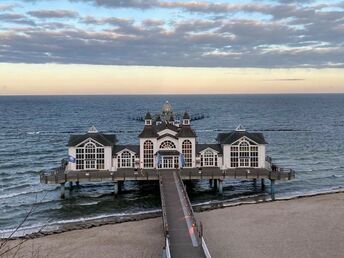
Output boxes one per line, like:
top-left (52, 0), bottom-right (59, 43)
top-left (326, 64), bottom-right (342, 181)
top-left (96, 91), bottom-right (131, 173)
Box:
top-left (1, 94), bottom-right (344, 237)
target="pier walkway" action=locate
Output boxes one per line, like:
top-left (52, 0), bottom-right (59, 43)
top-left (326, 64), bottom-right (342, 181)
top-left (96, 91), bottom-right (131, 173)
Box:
top-left (159, 170), bottom-right (209, 258)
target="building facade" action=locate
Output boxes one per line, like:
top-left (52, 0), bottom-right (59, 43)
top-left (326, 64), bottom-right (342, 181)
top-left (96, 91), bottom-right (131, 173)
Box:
top-left (67, 104), bottom-right (268, 172)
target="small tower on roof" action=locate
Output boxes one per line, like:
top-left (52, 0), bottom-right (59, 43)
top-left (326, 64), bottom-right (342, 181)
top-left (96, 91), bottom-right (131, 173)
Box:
top-left (182, 112), bottom-right (190, 126)
top-left (156, 114), bottom-right (162, 125)
top-left (235, 124), bottom-right (246, 131)
top-left (88, 125), bottom-right (98, 133)
top-left (145, 112), bottom-right (152, 126)
top-left (162, 101), bottom-right (173, 121)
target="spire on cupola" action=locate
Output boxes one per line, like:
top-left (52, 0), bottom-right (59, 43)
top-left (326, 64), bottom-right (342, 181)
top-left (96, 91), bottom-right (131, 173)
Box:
top-left (182, 112), bottom-right (190, 125)
top-left (145, 112), bottom-right (152, 126)
top-left (88, 125), bottom-right (98, 133)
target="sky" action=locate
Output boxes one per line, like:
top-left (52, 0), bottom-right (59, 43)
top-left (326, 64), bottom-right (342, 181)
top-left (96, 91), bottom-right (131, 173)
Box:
top-left (0, 0), bottom-right (344, 95)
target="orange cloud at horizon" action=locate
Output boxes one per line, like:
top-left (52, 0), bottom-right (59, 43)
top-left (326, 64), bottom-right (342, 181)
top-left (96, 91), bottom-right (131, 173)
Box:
top-left (0, 63), bottom-right (343, 95)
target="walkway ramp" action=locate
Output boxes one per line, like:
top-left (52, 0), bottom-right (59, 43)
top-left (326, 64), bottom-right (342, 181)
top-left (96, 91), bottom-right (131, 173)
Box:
top-left (159, 170), bottom-right (209, 258)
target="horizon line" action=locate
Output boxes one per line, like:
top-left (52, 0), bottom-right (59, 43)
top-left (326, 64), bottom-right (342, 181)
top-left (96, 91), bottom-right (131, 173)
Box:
top-left (1, 92), bottom-right (344, 96)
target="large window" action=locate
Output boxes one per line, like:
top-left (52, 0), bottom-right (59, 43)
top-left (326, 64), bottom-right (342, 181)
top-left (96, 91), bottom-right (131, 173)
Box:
top-left (76, 148), bottom-right (84, 170)
top-left (76, 141), bottom-right (105, 170)
top-left (182, 140), bottom-right (192, 167)
top-left (160, 141), bottom-right (176, 149)
top-left (143, 140), bottom-right (154, 168)
top-left (201, 150), bottom-right (217, 167)
top-left (250, 146), bottom-right (258, 167)
top-left (230, 146), bottom-right (238, 167)
top-left (121, 151), bottom-right (133, 167)
top-left (230, 141), bottom-right (259, 168)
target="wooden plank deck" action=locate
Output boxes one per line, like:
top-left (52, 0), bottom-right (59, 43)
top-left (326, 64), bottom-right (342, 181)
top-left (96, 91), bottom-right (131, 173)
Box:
top-left (40, 167), bottom-right (295, 184)
top-left (159, 170), bottom-right (206, 258)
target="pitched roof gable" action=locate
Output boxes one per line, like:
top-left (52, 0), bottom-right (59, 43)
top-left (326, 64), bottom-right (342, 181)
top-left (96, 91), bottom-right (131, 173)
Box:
top-left (217, 131), bottom-right (267, 145)
top-left (67, 133), bottom-right (117, 147)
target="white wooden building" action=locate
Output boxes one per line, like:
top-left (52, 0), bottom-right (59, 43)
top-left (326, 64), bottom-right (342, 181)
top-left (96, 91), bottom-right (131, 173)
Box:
top-left (67, 103), bottom-right (267, 172)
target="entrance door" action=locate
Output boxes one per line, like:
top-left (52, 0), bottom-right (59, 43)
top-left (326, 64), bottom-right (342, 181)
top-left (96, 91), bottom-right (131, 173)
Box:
top-left (239, 158), bottom-right (250, 167)
top-left (163, 157), bottom-right (174, 168)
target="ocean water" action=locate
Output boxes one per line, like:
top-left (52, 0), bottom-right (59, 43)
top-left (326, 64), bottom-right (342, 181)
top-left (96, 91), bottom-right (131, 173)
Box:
top-left (1, 94), bottom-right (344, 236)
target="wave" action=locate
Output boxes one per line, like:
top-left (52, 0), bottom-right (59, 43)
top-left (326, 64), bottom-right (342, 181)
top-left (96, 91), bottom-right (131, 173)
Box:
top-left (0, 187), bottom-right (58, 200)
top-left (27, 131), bottom-right (41, 135)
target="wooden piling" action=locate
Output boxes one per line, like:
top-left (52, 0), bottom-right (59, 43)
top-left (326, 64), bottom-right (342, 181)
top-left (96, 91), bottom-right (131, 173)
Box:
top-left (60, 183), bottom-right (65, 199)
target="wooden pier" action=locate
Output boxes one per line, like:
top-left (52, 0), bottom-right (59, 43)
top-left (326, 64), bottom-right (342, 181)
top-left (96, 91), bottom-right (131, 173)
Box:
top-left (40, 162), bottom-right (294, 256)
top-left (159, 170), bottom-right (209, 257)
top-left (40, 164), bottom-right (295, 200)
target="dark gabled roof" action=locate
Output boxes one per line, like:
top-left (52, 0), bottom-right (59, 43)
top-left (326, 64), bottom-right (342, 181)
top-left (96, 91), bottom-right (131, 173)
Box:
top-left (157, 133), bottom-right (178, 140)
top-left (217, 131), bottom-right (267, 145)
top-left (156, 150), bottom-right (180, 156)
top-left (67, 133), bottom-right (117, 147)
top-left (156, 115), bottom-right (161, 122)
top-left (155, 122), bottom-right (179, 133)
top-left (169, 115), bottom-right (174, 122)
top-left (176, 125), bottom-right (196, 138)
top-left (145, 112), bottom-right (152, 120)
top-left (183, 112), bottom-right (190, 119)
top-left (113, 145), bottom-right (139, 155)
top-left (138, 125), bottom-right (159, 138)
top-left (196, 144), bottom-right (222, 154)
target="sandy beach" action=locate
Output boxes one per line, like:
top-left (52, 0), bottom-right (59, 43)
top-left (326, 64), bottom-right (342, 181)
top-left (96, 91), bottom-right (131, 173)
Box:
top-left (2, 192), bottom-right (344, 258)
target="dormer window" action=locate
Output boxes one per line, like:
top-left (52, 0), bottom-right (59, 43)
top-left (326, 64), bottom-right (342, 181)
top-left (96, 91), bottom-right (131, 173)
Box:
top-left (183, 119), bottom-right (190, 125)
top-left (145, 119), bottom-right (152, 126)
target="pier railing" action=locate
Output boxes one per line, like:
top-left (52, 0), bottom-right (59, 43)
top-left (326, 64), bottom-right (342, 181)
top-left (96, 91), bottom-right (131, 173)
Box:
top-left (175, 171), bottom-right (198, 233)
top-left (158, 173), bottom-right (169, 235)
top-left (175, 170), bottom-right (212, 258)
top-left (158, 172), bottom-right (171, 258)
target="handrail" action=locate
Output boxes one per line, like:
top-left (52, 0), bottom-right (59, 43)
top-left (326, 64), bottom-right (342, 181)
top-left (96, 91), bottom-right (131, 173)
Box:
top-left (175, 170), bottom-right (198, 233)
top-left (165, 236), bottom-right (171, 258)
top-left (158, 173), bottom-right (169, 235)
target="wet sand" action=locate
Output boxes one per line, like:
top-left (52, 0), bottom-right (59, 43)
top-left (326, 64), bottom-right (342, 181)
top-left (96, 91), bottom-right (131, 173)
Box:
top-left (2, 192), bottom-right (344, 258)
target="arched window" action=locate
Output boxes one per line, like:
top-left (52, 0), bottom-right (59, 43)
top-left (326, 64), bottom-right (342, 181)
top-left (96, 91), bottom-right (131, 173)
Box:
top-left (121, 151), bottom-right (132, 167)
top-left (143, 140), bottom-right (154, 168)
top-left (182, 140), bottom-right (192, 167)
top-left (239, 141), bottom-right (250, 156)
top-left (85, 142), bottom-right (96, 169)
top-left (201, 150), bottom-right (217, 167)
top-left (160, 140), bottom-right (176, 149)
top-left (231, 139), bottom-right (261, 167)
top-left (76, 141), bottom-right (104, 170)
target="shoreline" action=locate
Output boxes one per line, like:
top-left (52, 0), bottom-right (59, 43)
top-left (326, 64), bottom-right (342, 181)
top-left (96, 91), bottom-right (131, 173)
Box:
top-left (2, 191), bottom-right (344, 258)
top-left (4, 188), bottom-right (344, 241)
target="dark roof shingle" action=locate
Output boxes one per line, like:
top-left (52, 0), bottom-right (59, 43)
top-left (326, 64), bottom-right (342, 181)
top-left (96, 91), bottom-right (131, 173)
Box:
top-left (67, 133), bottom-right (117, 147)
top-left (196, 144), bottom-right (222, 154)
top-left (138, 126), bottom-right (159, 138)
top-left (176, 125), bottom-right (196, 138)
top-left (217, 131), bottom-right (267, 145)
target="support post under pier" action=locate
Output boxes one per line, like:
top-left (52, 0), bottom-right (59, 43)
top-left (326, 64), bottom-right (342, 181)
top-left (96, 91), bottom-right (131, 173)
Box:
top-left (114, 181), bottom-right (119, 196)
top-left (261, 179), bottom-right (265, 191)
top-left (209, 179), bottom-right (214, 188)
top-left (270, 180), bottom-right (276, 201)
top-left (76, 181), bottom-right (80, 188)
top-left (213, 179), bottom-right (218, 191)
top-left (218, 179), bottom-right (223, 194)
top-left (69, 181), bottom-right (73, 190)
top-left (253, 178), bottom-right (257, 187)
top-left (60, 183), bottom-right (65, 199)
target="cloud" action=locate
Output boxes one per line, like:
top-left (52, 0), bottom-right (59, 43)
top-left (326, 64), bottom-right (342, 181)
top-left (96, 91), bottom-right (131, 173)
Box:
top-left (27, 9), bottom-right (79, 18)
top-left (262, 78), bottom-right (305, 81)
top-left (0, 0), bottom-right (344, 68)
top-left (0, 3), bottom-right (19, 12)
top-left (0, 13), bottom-right (36, 25)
